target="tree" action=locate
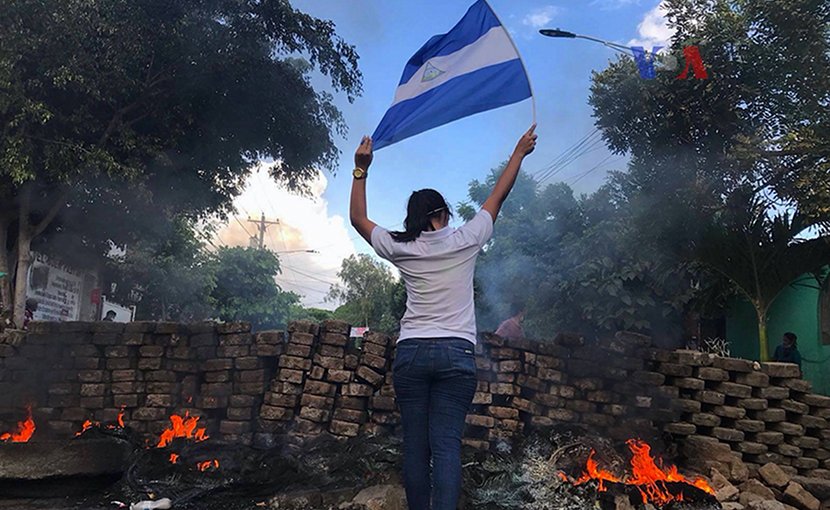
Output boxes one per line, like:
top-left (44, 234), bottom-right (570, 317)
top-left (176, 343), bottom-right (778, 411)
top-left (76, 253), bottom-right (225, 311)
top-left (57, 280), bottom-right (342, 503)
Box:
top-left (327, 254), bottom-right (403, 331)
top-left (461, 165), bottom-right (698, 341)
top-left (209, 247), bottom-right (300, 331)
top-left (0, 0), bottom-right (361, 324)
top-left (289, 306), bottom-right (334, 324)
top-left (106, 218), bottom-right (215, 321)
top-left (588, 0), bottom-right (830, 354)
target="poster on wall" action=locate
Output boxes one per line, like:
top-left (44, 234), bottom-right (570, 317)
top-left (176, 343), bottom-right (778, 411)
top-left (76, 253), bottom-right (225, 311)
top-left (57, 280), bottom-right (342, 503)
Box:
top-left (26, 252), bottom-right (83, 322)
top-left (101, 296), bottom-right (135, 323)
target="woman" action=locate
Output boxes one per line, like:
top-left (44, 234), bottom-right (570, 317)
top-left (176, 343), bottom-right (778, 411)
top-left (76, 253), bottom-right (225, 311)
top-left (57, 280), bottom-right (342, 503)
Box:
top-left (349, 125), bottom-right (537, 510)
top-left (773, 332), bottom-right (802, 369)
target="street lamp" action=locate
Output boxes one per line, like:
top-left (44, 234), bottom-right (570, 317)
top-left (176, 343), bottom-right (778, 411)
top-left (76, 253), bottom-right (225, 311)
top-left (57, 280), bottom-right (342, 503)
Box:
top-left (540, 28), bottom-right (634, 56)
top-left (540, 27), bottom-right (668, 66)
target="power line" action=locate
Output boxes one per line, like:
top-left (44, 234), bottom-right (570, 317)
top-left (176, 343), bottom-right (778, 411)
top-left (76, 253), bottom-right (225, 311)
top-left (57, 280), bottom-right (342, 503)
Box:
top-left (233, 215), bottom-right (255, 240)
top-left (533, 129), bottom-right (605, 184)
top-left (567, 155), bottom-right (624, 186)
top-left (530, 129), bottom-right (598, 179)
top-left (275, 279), bottom-right (330, 295)
top-left (281, 265), bottom-right (339, 286)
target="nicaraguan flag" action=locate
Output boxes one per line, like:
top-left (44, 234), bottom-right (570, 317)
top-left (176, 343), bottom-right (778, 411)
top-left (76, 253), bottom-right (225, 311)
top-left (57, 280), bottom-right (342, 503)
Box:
top-left (372, 0), bottom-right (532, 150)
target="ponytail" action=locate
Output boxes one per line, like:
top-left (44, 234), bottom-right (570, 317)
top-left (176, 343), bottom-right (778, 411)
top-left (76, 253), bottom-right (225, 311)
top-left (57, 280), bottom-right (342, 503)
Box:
top-left (391, 189), bottom-right (453, 243)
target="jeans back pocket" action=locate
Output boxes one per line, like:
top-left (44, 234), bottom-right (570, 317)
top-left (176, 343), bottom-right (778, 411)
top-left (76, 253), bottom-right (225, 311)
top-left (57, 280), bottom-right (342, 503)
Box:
top-left (447, 343), bottom-right (476, 376)
top-left (393, 342), bottom-right (419, 374)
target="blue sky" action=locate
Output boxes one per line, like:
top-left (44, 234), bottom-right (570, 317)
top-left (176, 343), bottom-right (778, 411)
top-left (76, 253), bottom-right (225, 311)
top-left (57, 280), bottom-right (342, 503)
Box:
top-left (218, 0), bottom-right (672, 307)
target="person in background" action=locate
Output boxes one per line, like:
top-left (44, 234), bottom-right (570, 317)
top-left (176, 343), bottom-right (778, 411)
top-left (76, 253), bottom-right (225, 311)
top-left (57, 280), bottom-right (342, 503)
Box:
top-left (495, 305), bottom-right (525, 340)
top-left (773, 332), bottom-right (802, 368)
top-left (23, 298), bottom-right (38, 330)
top-left (102, 310), bottom-right (116, 321)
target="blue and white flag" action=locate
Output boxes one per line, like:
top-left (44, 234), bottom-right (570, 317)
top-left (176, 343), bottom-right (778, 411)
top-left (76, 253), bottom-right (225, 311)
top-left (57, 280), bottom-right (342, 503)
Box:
top-left (372, 0), bottom-right (532, 150)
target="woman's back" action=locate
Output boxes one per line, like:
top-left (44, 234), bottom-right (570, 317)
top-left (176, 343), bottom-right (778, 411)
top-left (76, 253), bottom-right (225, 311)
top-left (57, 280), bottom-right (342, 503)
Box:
top-left (371, 210), bottom-right (493, 344)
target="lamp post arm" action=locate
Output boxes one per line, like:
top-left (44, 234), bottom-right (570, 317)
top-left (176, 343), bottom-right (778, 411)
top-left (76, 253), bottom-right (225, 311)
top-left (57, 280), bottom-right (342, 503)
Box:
top-left (574, 34), bottom-right (633, 55)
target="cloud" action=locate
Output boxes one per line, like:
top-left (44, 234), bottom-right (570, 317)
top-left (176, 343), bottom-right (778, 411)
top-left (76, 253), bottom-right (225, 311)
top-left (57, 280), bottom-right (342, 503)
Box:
top-left (627, 2), bottom-right (674, 49)
top-left (591, 0), bottom-right (641, 9)
top-left (215, 163), bottom-right (356, 308)
top-left (522, 5), bottom-right (559, 29)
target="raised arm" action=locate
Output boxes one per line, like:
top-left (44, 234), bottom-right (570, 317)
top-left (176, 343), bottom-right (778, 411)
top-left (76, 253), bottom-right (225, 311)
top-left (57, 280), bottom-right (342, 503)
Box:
top-left (350, 136), bottom-right (377, 244)
top-left (482, 124), bottom-right (538, 222)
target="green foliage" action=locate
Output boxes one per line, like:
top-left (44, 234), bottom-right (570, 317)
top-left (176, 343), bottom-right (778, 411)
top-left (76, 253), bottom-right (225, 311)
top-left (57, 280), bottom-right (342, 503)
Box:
top-left (327, 254), bottom-right (404, 332)
top-left (289, 306), bottom-right (334, 324)
top-left (209, 247), bottom-right (300, 331)
top-left (694, 191), bottom-right (830, 359)
top-left (0, 0), bottom-right (361, 322)
top-left (109, 225), bottom-right (302, 329)
top-left (107, 219), bottom-right (216, 321)
top-left (464, 167), bottom-right (697, 341)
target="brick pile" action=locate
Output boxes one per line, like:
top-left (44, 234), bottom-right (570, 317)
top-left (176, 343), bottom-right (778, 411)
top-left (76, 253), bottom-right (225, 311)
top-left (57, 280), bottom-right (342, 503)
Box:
top-left (653, 350), bottom-right (830, 477)
top-left (1, 317), bottom-right (827, 479)
top-left (460, 331), bottom-right (675, 449)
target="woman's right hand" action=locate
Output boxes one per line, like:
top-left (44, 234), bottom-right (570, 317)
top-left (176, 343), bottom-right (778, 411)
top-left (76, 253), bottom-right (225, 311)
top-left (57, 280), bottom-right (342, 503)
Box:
top-left (513, 124), bottom-right (537, 157)
top-left (355, 136), bottom-right (373, 170)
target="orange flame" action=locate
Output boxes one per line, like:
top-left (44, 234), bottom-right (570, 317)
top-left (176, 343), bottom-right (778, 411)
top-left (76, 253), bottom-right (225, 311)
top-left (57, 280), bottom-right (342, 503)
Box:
top-left (561, 439), bottom-right (714, 506)
top-left (196, 459), bottom-right (219, 471)
top-left (74, 419), bottom-right (95, 437)
top-left (169, 453), bottom-right (179, 464)
top-left (156, 412), bottom-right (208, 448)
top-left (573, 450), bottom-right (621, 492)
top-left (0, 406), bottom-right (35, 443)
top-left (73, 407), bottom-right (127, 437)
top-left (626, 439), bottom-right (713, 505)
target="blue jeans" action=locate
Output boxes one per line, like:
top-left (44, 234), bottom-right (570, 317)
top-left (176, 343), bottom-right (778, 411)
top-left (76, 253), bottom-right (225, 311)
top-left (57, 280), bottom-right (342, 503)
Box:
top-left (393, 338), bottom-right (477, 510)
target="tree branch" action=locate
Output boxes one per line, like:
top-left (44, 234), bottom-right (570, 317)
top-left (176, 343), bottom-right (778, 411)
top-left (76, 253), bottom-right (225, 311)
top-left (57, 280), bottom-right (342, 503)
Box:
top-left (33, 190), bottom-right (70, 237)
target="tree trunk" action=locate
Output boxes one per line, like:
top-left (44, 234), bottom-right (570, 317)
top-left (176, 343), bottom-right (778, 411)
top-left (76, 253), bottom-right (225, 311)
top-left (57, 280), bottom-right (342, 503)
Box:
top-left (757, 309), bottom-right (769, 361)
top-left (13, 219), bottom-right (32, 328)
top-left (0, 218), bottom-right (11, 311)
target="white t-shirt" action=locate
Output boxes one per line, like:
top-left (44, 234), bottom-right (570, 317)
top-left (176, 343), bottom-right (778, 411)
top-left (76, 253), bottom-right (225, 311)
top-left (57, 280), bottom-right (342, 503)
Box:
top-left (371, 209), bottom-right (494, 344)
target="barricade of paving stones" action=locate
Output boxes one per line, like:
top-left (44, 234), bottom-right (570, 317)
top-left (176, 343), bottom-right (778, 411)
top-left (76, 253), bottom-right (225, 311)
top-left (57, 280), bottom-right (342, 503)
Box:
top-left (652, 349), bottom-right (830, 478)
top-left (0, 319), bottom-right (397, 446)
top-left (1, 320), bottom-right (826, 473)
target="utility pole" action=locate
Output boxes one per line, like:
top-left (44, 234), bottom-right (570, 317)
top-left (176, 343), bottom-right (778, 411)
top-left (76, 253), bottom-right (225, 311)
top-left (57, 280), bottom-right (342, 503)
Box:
top-left (247, 212), bottom-right (280, 250)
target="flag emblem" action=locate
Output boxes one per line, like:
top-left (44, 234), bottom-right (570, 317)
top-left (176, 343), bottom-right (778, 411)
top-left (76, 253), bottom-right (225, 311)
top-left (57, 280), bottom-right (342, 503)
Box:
top-left (422, 62), bottom-right (445, 82)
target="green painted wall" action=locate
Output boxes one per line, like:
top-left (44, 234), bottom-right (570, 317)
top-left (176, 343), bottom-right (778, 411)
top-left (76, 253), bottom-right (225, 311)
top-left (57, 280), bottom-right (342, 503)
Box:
top-left (725, 274), bottom-right (830, 395)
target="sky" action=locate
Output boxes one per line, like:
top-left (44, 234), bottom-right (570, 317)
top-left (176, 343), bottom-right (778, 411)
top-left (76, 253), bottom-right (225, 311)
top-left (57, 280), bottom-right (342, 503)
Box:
top-left (215, 0), bottom-right (674, 309)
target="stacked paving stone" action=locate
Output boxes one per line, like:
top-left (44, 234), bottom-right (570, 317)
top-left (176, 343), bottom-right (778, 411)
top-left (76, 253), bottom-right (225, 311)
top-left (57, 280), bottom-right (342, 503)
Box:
top-left (256, 321), bottom-right (395, 444)
top-left (5, 318), bottom-right (830, 477)
top-left (356, 332), bottom-right (397, 436)
top-left (461, 331), bottom-right (670, 450)
top-left (654, 350), bottom-right (830, 478)
top-left (258, 321), bottom-right (319, 440)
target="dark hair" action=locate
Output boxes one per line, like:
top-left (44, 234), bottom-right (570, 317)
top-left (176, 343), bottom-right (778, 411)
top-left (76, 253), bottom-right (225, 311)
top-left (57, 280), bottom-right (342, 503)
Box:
top-left (508, 300), bottom-right (526, 318)
top-left (784, 332), bottom-right (798, 344)
top-left (391, 189), bottom-right (453, 243)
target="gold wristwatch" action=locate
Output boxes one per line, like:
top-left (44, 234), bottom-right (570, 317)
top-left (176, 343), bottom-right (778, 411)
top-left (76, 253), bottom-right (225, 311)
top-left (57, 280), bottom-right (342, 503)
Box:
top-left (352, 167), bottom-right (368, 179)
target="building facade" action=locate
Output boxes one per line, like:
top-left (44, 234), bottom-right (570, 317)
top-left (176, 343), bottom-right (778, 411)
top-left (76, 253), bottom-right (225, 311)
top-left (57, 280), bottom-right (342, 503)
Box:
top-left (726, 273), bottom-right (830, 394)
